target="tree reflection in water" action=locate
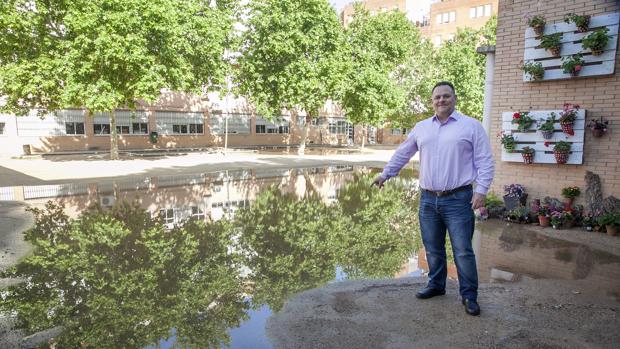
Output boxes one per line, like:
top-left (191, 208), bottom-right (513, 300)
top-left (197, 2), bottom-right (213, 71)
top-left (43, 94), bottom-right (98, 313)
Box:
top-left (1, 174), bottom-right (420, 348)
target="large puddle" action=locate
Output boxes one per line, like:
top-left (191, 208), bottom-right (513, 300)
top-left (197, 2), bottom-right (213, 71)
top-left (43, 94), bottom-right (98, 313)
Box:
top-left (1, 165), bottom-right (619, 348)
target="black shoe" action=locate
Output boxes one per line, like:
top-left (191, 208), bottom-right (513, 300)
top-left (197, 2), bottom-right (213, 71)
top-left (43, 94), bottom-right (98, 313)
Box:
top-left (415, 287), bottom-right (446, 299)
top-left (462, 299), bottom-right (480, 316)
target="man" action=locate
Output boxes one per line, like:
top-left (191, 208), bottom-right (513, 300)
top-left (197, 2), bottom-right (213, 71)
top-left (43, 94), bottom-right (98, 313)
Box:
top-left (372, 81), bottom-right (494, 316)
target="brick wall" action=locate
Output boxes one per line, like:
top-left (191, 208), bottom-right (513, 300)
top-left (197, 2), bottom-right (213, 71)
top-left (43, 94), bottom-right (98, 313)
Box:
top-left (490, 0), bottom-right (620, 204)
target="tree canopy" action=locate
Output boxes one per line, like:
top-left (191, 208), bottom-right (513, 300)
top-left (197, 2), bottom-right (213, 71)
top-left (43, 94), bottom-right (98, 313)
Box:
top-left (340, 7), bottom-right (420, 128)
top-left (234, 0), bottom-right (349, 154)
top-left (0, 0), bottom-right (237, 158)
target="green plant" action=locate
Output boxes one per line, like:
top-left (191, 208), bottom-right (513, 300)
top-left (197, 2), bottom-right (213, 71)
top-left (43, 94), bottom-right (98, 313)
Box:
top-left (562, 186), bottom-right (580, 198)
top-left (498, 131), bottom-right (516, 152)
top-left (538, 115), bottom-right (556, 131)
top-left (540, 33), bottom-right (562, 51)
top-left (582, 28), bottom-right (610, 55)
top-left (553, 140), bottom-right (572, 152)
top-left (485, 193), bottom-right (503, 209)
top-left (522, 61), bottom-right (544, 80)
top-left (559, 103), bottom-right (580, 124)
top-left (564, 13), bottom-right (590, 32)
top-left (528, 15), bottom-right (546, 29)
top-left (561, 54), bottom-right (585, 75)
top-left (596, 212), bottom-right (620, 226)
top-left (521, 146), bottom-right (535, 155)
top-left (511, 111), bottom-right (535, 131)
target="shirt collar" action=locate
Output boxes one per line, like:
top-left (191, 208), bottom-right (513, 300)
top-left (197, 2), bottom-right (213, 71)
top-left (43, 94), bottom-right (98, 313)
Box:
top-left (432, 110), bottom-right (460, 124)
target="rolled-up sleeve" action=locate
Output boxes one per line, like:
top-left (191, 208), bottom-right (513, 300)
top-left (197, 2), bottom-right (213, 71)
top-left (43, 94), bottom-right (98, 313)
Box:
top-left (380, 128), bottom-right (419, 180)
top-left (472, 123), bottom-right (494, 195)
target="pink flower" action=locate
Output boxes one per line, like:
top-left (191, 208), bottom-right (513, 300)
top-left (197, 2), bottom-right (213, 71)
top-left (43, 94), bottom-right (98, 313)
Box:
top-left (574, 65), bottom-right (582, 72)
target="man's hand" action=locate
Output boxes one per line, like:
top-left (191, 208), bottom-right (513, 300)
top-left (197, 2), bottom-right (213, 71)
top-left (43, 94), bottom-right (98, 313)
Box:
top-left (371, 176), bottom-right (387, 189)
top-left (471, 192), bottom-right (486, 210)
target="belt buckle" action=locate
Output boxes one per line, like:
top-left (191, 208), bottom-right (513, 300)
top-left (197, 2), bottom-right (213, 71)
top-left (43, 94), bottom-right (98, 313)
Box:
top-left (436, 190), bottom-right (450, 197)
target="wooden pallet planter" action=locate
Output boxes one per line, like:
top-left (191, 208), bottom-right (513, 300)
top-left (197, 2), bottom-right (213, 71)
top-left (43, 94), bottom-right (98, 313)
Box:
top-left (523, 12), bottom-right (619, 81)
top-left (501, 110), bottom-right (585, 165)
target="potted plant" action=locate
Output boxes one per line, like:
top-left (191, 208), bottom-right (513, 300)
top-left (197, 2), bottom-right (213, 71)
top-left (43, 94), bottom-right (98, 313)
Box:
top-left (564, 13), bottom-right (590, 32)
top-left (558, 103), bottom-right (579, 136)
top-left (561, 54), bottom-right (585, 76)
top-left (531, 200), bottom-right (551, 227)
top-left (503, 184), bottom-right (527, 210)
top-left (522, 61), bottom-right (545, 80)
top-left (505, 207), bottom-right (531, 224)
top-left (511, 111), bottom-right (534, 132)
top-left (540, 33), bottom-right (563, 57)
top-left (521, 146), bottom-right (535, 164)
top-left (588, 116), bottom-right (609, 137)
top-left (561, 186), bottom-right (580, 209)
top-left (582, 214), bottom-right (595, 231)
top-left (596, 212), bottom-right (619, 236)
top-left (538, 115), bottom-right (556, 139)
top-left (498, 131), bottom-right (516, 152)
top-left (545, 140), bottom-right (571, 164)
top-left (564, 211), bottom-right (576, 228)
top-left (550, 210), bottom-right (565, 229)
top-left (485, 193), bottom-right (505, 219)
top-left (582, 28), bottom-right (610, 56)
top-left (528, 15), bottom-right (546, 36)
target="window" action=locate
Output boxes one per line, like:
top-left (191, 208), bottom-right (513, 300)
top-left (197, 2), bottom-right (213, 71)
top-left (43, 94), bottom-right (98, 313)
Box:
top-left (191, 206), bottom-right (205, 220)
top-left (434, 35), bottom-right (442, 46)
top-left (477, 5), bottom-right (484, 18)
top-left (159, 208), bottom-right (175, 225)
top-left (94, 110), bottom-right (149, 135)
top-left (469, 7), bottom-right (476, 18)
top-left (328, 119), bottom-right (351, 134)
top-left (156, 111), bottom-right (204, 135)
top-left (437, 11), bottom-right (456, 24)
top-left (449, 11), bottom-right (456, 22)
top-left (94, 123), bottom-right (110, 135)
top-left (447, 33), bottom-right (455, 41)
top-left (442, 13), bottom-right (449, 23)
top-left (256, 116), bottom-right (290, 134)
top-left (484, 4), bottom-right (491, 16)
top-left (391, 128), bottom-right (410, 136)
top-left (209, 113), bottom-right (251, 134)
top-left (0, 122), bottom-right (5, 135)
top-left (470, 4), bottom-right (492, 18)
top-left (65, 121), bottom-right (85, 135)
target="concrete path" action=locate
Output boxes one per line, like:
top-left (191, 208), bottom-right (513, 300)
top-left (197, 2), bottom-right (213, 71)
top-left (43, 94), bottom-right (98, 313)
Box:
top-left (267, 277), bottom-right (620, 349)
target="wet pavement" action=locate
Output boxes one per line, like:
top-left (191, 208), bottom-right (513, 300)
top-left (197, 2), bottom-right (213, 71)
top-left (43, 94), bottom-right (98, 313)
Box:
top-left (0, 165), bottom-right (619, 348)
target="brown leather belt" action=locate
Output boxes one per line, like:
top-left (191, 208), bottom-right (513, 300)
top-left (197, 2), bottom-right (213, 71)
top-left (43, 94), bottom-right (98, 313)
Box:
top-left (423, 184), bottom-right (472, 197)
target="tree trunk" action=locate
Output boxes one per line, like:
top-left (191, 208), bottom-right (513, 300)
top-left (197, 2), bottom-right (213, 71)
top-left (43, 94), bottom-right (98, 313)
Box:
top-left (298, 113), bottom-right (311, 155)
top-left (110, 110), bottom-right (119, 160)
top-left (361, 124), bottom-right (366, 150)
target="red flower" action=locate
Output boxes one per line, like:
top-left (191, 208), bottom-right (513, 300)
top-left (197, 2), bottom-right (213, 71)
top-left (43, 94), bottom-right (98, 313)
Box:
top-left (568, 130), bottom-right (575, 136)
top-left (513, 112), bottom-right (520, 118)
top-left (574, 104), bottom-right (580, 109)
top-left (544, 141), bottom-right (550, 147)
top-left (574, 65), bottom-right (582, 72)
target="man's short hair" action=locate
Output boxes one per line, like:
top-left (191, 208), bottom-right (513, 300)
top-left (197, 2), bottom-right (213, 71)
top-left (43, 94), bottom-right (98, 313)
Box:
top-left (432, 81), bottom-right (456, 95)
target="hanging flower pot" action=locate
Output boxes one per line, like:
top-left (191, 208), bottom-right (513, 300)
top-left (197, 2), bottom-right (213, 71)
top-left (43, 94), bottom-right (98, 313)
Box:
top-left (521, 146), bottom-right (535, 164)
top-left (540, 130), bottom-right (554, 139)
top-left (550, 46), bottom-right (561, 57)
top-left (591, 128), bottom-right (605, 137)
top-left (554, 150), bottom-right (570, 164)
top-left (560, 121), bottom-right (574, 135)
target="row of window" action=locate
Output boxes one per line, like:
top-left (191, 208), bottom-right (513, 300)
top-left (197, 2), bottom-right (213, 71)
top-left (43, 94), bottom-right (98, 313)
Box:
top-left (436, 4), bottom-right (492, 25)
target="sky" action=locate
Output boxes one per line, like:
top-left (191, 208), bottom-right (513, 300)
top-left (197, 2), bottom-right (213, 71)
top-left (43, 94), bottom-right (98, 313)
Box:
top-left (330, 0), bottom-right (432, 21)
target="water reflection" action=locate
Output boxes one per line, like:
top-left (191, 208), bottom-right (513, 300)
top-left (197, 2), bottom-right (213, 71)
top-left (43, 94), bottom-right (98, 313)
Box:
top-left (0, 166), bottom-right (421, 348)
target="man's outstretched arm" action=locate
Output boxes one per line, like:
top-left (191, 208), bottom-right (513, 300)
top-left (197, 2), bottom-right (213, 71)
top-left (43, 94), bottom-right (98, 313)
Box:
top-left (372, 129), bottom-right (419, 187)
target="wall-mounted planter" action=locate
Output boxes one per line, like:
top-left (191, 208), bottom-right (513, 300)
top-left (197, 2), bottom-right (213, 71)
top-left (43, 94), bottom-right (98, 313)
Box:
top-left (523, 12), bottom-right (619, 81)
top-left (501, 109), bottom-right (585, 164)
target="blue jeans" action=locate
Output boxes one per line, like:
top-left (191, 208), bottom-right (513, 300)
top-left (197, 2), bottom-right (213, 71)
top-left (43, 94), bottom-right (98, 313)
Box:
top-left (419, 187), bottom-right (478, 300)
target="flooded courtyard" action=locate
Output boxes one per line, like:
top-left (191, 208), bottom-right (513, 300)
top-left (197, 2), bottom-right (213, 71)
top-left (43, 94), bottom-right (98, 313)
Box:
top-left (1, 165), bottom-right (619, 348)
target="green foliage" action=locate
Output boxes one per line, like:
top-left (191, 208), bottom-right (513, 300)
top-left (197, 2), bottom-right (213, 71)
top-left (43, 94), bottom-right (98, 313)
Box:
top-left (597, 212), bottom-right (620, 226)
top-left (334, 174), bottom-right (419, 278)
top-left (527, 15), bottom-right (546, 28)
top-left (582, 28), bottom-right (610, 51)
top-left (561, 54), bottom-right (585, 74)
top-left (0, 0), bottom-right (236, 157)
top-left (339, 7), bottom-right (420, 127)
top-left (234, 0), bottom-right (349, 121)
top-left (0, 201), bottom-right (249, 348)
top-left (538, 115), bottom-right (556, 131)
top-left (539, 33), bottom-right (562, 49)
top-left (522, 61), bottom-right (544, 80)
top-left (553, 140), bottom-right (572, 152)
top-left (564, 13), bottom-right (590, 30)
top-left (235, 187), bottom-right (342, 311)
top-left (485, 193), bottom-right (503, 209)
